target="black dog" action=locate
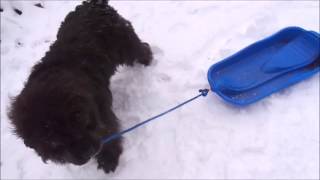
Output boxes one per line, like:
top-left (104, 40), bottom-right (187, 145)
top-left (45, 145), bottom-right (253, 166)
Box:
top-left (8, 0), bottom-right (152, 173)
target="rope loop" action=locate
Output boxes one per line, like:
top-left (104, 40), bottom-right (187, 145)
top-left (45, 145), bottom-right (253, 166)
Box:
top-left (199, 89), bottom-right (209, 97)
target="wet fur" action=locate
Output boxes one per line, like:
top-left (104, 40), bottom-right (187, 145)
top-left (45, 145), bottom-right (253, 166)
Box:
top-left (8, 0), bottom-right (152, 173)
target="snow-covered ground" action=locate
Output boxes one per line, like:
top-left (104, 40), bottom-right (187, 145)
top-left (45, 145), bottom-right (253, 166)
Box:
top-left (1, 1), bottom-right (319, 179)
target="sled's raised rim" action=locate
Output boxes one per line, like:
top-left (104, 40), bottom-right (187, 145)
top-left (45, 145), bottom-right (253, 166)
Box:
top-left (208, 26), bottom-right (320, 106)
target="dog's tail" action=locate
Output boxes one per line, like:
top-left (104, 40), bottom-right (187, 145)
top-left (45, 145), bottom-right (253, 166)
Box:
top-left (86, 0), bottom-right (109, 5)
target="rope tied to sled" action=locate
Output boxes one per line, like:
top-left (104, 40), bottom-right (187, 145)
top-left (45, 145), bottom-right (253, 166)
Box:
top-left (101, 89), bottom-right (209, 144)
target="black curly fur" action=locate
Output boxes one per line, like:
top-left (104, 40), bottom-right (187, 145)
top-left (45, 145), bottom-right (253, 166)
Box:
top-left (9, 0), bottom-right (152, 173)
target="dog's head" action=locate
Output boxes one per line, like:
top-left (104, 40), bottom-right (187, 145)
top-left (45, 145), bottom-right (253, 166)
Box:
top-left (8, 67), bottom-right (104, 165)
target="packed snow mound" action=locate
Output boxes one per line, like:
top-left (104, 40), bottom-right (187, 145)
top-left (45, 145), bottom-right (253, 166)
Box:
top-left (1, 1), bottom-right (319, 179)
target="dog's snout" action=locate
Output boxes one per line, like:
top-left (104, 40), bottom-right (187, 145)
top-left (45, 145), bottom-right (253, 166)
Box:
top-left (64, 140), bottom-right (101, 165)
top-left (82, 145), bottom-right (97, 158)
top-left (64, 150), bottom-right (89, 165)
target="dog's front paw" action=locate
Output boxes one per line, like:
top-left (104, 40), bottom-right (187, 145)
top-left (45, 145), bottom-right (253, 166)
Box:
top-left (95, 141), bottom-right (122, 173)
top-left (97, 155), bottom-right (119, 173)
top-left (137, 42), bottom-right (153, 66)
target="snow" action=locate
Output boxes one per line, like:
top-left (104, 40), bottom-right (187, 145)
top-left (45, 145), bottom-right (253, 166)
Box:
top-left (1, 1), bottom-right (319, 179)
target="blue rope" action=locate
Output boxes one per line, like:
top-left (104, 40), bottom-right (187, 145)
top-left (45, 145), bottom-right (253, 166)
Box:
top-left (101, 89), bottom-right (209, 144)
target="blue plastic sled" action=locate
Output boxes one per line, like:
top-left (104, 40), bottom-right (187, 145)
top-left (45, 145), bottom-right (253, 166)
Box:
top-left (208, 27), bottom-right (320, 106)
